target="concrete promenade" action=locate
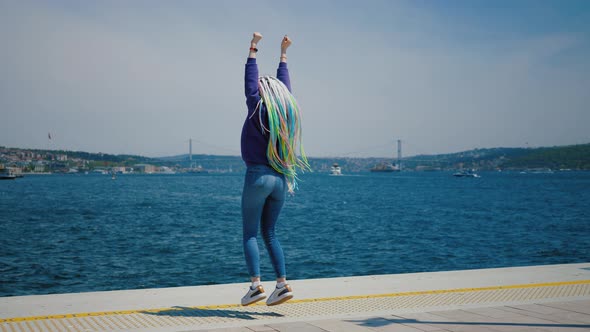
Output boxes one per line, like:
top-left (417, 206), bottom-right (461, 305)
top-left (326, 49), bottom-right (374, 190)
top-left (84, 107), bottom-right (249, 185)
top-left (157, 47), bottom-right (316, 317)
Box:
top-left (1, 263), bottom-right (590, 331)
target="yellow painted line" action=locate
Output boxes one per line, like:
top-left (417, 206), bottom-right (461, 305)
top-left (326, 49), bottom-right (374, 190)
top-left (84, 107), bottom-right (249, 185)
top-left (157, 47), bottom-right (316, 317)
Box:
top-left (277, 279), bottom-right (590, 305)
top-left (1, 279), bottom-right (589, 323)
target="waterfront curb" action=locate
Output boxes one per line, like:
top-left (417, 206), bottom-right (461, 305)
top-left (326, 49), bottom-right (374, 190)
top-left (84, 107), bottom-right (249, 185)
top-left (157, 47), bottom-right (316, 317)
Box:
top-left (2, 278), bottom-right (590, 331)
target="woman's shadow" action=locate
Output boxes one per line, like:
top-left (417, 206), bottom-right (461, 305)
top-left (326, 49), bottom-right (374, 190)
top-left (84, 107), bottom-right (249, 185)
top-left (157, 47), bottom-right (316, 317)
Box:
top-left (141, 306), bottom-right (284, 321)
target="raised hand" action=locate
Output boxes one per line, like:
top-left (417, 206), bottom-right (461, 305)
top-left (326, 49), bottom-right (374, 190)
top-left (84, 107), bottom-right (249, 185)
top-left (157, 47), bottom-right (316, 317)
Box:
top-left (252, 32), bottom-right (263, 45)
top-left (281, 35), bottom-right (291, 53)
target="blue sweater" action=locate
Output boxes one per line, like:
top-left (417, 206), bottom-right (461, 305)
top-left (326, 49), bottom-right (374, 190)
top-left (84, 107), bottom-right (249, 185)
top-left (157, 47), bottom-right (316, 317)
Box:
top-left (241, 58), bottom-right (292, 166)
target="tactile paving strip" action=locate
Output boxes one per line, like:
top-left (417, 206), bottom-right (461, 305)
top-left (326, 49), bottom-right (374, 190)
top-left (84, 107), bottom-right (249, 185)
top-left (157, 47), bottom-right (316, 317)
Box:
top-left (2, 280), bottom-right (589, 332)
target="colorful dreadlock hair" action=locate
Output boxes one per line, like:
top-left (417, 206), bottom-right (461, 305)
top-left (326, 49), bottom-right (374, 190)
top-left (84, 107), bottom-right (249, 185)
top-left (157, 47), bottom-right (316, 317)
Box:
top-left (255, 75), bottom-right (311, 193)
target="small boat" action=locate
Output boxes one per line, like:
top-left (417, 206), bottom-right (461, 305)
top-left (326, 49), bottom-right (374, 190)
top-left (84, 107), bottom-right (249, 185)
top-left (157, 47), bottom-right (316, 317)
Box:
top-left (0, 168), bottom-right (16, 180)
top-left (453, 169), bottom-right (480, 178)
top-left (188, 164), bottom-right (206, 173)
top-left (370, 162), bottom-right (399, 172)
top-left (330, 163), bottom-right (342, 176)
top-left (520, 168), bottom-right (553, 174)
top-left (159, 166), bottom-right (176, 174)
top-left (529, 168), bottom-right (554, 174)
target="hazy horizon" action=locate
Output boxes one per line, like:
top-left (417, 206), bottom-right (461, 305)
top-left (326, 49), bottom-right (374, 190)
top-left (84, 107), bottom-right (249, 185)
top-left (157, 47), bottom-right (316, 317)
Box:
top-left (1, 1), bottom-right (589, 158)
top-left (4, 141), bottom-right (587, 160)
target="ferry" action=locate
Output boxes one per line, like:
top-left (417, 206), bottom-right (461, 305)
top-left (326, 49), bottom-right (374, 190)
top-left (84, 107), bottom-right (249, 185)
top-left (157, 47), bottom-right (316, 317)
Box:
top-left (0, 168), bottom-right (16, 180)
top-left (453, 169), bottom-right (480, 178)
top-left (371, 139), bottom-right (403, 173)
top-left (188, 164), bottom-right (207, 173)
top-left (370, 162), bottom-right (399, 172)
top-left (159, 166), bottom-right (176, 174)
top-left (330, 163), bottom-right (342, 176)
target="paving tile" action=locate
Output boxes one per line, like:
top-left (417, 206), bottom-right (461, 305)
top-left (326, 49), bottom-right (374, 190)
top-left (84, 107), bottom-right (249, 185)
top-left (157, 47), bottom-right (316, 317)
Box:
top-left (541, 300), bottom-right (590, 315)
top-left (309, 319), bottom-right (374, 332)
top-left (247, 325), bottom-right (278, 331)
top-left (429, 309), bottom-right (495, 321)
top-left (463, 307), bottom-right (531, 319)
top-left (394, 312), bottom-right (459, 331)
top-left (496, 328), bottom-right (553, 332)
top-left (499, 305), bottom-right (590, 325)
top-left (507, 304), bottom-right (587, 317)
top-left (425, 310), bottom-right (508, 332)
top-left (393, 312), bottom-right (455, 323)
top-left (370, 324), bottom-right (431, 332)
top-left (437, 326), bottom-right (502, 332)
top-left (454, 315), bottom-right (559, 332)
top-left (266, 321), bottom-right (327, 332)
top-left (200, 328), bottom-right (255, 332)
top-left (351, 317), bottom-right (428, 332)
top-left (342, 316), bottom-right (390, 328)
top-left (427, 307), bottom-right (557, 332)
top-left (341, 316), bottom-right (423, 331)
top-left (544, 311), bottom-right (590, 324)
top-left (506, 304), bottom-right (590, 323)
top-left (535, 327), bottom-right (590, 332)
top-left (498, 305), bottom-right (563, 319)
top-left (387, 315), bottom-right (446, 331)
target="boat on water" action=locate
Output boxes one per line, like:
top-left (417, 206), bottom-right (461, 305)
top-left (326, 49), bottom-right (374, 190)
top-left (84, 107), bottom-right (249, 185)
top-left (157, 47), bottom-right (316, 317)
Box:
top-left (453, 169), bottom-right (480, 178)
top-left (528, 168), bottom-right (554, 174)
top-left (370, 162), bottom-right (399, 172)
top-left (187, 164), bottom-right (207, 173)
top-left (330, 163), bottom-right (342, 176)
top-left (0, 168), bottom-right (16, 180)
top-left (370, 139), bottom-right (403, 173)
top-left (159, 166), bottom-right (176, 174)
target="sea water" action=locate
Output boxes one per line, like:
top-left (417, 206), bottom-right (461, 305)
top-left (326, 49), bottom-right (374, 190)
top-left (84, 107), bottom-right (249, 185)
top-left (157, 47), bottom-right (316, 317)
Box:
top-left (1, 171), bottom-right (589, 297)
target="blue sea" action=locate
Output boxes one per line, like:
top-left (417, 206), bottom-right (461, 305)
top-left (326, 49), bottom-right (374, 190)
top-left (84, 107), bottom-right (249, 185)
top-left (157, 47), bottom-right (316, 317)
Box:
top-left (1, 171), bottom-right (589, 297)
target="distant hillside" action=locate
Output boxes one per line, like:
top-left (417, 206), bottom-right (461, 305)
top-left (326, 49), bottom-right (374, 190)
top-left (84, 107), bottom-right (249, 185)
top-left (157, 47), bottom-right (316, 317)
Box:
top-left (403, 144), bottom-right (590, 171)
top-left (501, 144), bottom-right (590, 170)
top-left (56, 150), bottom-right (155, 166)
top-left (403, 148), bottom-right (522, 171)
top-left (2, 147), bottom-right (155, 166)
top-left (3, 143), bottom-right (589, 172)
top-left (160, 143), bottom-right (590, 172)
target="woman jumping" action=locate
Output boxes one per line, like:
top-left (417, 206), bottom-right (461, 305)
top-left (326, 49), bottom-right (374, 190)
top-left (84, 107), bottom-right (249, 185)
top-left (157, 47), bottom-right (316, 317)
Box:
top-left (240, 32), bottom-right (310, 306)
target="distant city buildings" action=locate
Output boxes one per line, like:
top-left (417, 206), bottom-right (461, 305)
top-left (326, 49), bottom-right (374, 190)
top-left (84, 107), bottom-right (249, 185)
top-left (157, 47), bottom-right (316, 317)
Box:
top-left (0, 147), bottom-right (127, 174)
top-left (111, 166), bottom-right (133, 174)
top-left (133, 164), bottom-right (156, 174)
top-left (0, 146), bottom-right (196, 175)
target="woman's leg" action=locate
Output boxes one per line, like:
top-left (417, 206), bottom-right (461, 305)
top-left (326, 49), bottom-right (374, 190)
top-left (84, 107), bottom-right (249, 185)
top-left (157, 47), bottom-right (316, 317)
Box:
top-left (242, 167), bottom-right (273, 279)
top-left (261, 174), bottom-right (287, 279)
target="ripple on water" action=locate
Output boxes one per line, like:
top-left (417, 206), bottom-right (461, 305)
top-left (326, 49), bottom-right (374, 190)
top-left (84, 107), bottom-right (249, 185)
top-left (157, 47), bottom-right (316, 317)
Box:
top-left (0, 172), bottom-right (589, 296)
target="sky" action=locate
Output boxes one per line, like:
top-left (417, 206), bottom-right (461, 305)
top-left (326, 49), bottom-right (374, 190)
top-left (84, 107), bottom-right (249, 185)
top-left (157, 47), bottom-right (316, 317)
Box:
top-left (1, 0), bottom-right (589, 158)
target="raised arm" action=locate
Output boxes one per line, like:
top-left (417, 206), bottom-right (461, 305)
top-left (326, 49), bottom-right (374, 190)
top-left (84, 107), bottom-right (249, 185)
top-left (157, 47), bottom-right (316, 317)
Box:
top-left (249, 32), bottom-right (262, 59)
top-left (245, 32), bottom-right (262, 100)
top-left (276, 35), bottom-right (292, 92)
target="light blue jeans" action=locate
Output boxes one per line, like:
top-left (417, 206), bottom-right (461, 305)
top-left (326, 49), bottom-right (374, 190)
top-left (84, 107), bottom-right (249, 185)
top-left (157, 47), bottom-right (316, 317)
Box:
top-left (242, 164), bottom-right (287, 279)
